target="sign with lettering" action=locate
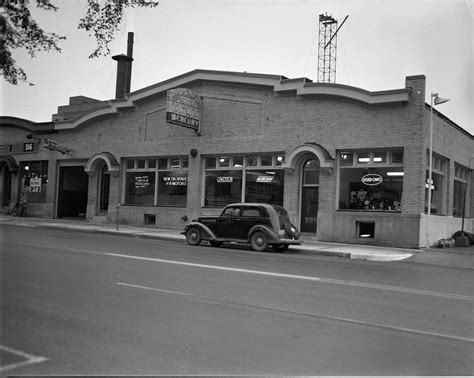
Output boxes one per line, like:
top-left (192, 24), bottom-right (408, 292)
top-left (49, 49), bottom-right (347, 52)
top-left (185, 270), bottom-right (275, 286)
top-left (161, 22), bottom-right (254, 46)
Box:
top-left (217, 176), bottom-right (234, 183)
top-left (361, 173), bottom-right (383, 186)
top-left (0, 142), bottom-right (38, 155)
top-left (134, 175), bottom-right (150, 189)
top-left (166, 88), bottom-right (201, 130)
top-left (29, 177), bottom-right (42, 192)
top-left (43, 139), bottom-right (72, 155)
top-left (163, 176), bottom-right (188, 186)
top-left (256, 176), bottom-right (274, 183)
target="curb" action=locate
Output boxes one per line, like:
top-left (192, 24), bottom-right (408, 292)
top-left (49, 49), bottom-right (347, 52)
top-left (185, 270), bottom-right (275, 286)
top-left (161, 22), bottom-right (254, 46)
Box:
top-left (2, 219), bottom-right (428, 262)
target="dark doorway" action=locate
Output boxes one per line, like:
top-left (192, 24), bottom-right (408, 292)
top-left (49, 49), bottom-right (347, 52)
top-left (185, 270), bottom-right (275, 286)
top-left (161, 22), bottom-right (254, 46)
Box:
top-left (300, 158), bottom-right (320, 233)
top-left (58, 166), bottom-right (88, 218)
top-left (1, 165), bottom-right (12, 207)
top-left (99, 164), bottom-right (110, 213)
top-left (301, 187), bottom-right (319, 232)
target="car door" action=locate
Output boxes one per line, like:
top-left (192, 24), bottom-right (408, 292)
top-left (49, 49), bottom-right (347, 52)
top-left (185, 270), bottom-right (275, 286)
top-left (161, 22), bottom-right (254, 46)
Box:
top-left (239, 205), bottom-right (264, 239)
top-left (216, 205), bottom-right (241, 238)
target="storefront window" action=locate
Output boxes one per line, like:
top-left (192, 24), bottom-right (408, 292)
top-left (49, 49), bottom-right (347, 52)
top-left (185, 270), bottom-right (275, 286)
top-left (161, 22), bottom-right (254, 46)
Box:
top-left (124, 157), bottom-right (188, 207)
top-left (20, 160), bottom-right (48, 203)
top-left (125, 172), bottom-right (155, 205)
top-left (204, 153), bottom-right (285, 207)
top-left (205, 170), bottom-right (242, 206)
top-left (157, 171), bottom-right (188, 206)
top-left (338, 149), bottom-right (403, 211)
top-left (425, 153), bottom-right (447, 214)
top-left (245, 170), bottom-right (284, 204)
top-left (453, 163), bottom-right (470, 217)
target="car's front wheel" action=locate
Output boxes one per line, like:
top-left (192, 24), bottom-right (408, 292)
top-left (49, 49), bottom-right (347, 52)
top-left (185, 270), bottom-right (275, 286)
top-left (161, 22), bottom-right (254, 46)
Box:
top-left (186, 227), bottom-right (202, 246)
top-left (272, 244), bottom-right (289, 252)
top-left (250, 231), bottom-right (268, 252)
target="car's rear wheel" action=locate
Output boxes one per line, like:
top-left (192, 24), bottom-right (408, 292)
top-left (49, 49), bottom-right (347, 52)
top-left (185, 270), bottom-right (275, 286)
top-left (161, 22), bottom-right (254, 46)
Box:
top-left (272, 244), bottom-right (289, 252)
top-left (186, 227), bottom-right (202, 246)
top-left (209, 240), bottom-right (223, 247)
top-left (250, 231), bottom-right (268, 252)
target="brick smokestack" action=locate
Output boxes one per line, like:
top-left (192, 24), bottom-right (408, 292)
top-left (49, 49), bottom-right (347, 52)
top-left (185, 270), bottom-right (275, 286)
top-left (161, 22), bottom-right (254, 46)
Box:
top-left (111, 32), bottom-right (134, 99)
top-left (125, 32), bottom-right (134, 94)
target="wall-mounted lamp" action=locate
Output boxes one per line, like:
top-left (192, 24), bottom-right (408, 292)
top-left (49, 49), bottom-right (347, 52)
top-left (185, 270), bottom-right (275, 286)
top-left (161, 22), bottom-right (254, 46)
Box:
top-left (26, 134), bottom-right (41, 142)
top-left (190, 149), bottom-right (198, 158)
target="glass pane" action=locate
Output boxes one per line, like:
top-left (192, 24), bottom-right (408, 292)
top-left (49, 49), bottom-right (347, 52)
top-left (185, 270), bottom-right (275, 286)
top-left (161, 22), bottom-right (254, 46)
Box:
top-left (218, 157), bottom-right (230, 168)
top-left (126, 160), bottom-right (135, 169)
top-left (276, 155), bottom-right (284, 166)
top-left (204, 170), bottom-right (242, 206)
top-left (158, 158), bottom-right (168, 170)
top-left (261, 155), bottom-right (273, 166)
top-left (373, 151), bottom-right (386, 164)
top-left (148, 159), bottom-right (156, 169)
top-left (206, 157), bottom-right (217, 169)
top-left (137, 159), bottom-right (146, 169)
top-left (357, 152), bottom-right (370, 164)
top-left (157, 171), bottom-right (187, 206)
top-left (245, 170), bottom-right (284, 206)
top-left (391, 150), bottom-right (403, 164)
top-left (233, 156), bottom-right (243, 167)
top-left (246, 155), bottom-right (258, 167)
top-left (182, 158), bottom-right (188, 168)
top-left (125, 172), bottom-right (155, 205)
top-left (170, 158), bottom-right (180, 169)
top-left (339, 152), bottom-right (353, 166)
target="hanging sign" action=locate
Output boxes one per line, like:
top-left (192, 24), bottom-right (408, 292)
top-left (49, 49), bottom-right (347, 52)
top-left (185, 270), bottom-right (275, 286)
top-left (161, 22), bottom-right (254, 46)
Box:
top-left (361, 173), bottom-right (383, 186)
top-left (166, 88), bottom-right (201, 130)
top-left (29, 177), bottom-right (42, 192)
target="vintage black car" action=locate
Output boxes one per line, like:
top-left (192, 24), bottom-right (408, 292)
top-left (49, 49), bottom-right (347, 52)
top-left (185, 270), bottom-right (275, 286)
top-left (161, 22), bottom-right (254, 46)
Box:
top-left (182, 203), bottom-right (301, 252)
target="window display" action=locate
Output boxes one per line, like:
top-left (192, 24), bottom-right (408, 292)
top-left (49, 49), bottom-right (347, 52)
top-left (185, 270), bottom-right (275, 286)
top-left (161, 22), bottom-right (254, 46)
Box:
top-left (204, 154), bottom-right (284, 207)
top-left (338, 149), bottom-right (403, 211)
top-left (124, 157), bottom-right (188, 206)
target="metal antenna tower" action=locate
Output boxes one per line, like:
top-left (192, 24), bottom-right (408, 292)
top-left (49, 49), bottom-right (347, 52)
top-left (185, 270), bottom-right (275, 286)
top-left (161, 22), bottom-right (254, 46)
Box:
top-left (317, 13), bottom-right (348, 83)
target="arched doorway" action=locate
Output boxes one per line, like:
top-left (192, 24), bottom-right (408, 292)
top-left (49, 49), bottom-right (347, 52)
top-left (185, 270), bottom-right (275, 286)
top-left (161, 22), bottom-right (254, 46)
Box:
top-left (98, 163), bottom-right (110, 213)
top-left (300, 158), bottom-right (320, 233)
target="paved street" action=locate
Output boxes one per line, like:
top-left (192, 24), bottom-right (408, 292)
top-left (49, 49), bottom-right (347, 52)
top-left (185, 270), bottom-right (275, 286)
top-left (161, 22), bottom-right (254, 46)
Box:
top-left (1, 225), bottom-right (473, 375)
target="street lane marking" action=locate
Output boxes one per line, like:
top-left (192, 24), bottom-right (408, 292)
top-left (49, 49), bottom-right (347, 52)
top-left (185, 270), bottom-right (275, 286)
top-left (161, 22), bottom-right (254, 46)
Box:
top-left (108, 252), bottom-right (474, 301)
top-left (0, 345), bottom-right (47, 373)
top-left (117, 282), bottom-right (474, 344)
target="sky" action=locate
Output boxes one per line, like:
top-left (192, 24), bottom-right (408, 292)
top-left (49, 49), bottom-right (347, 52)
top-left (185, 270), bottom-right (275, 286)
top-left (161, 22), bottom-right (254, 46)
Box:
top-left (2, 0), bottom-right (473, 135)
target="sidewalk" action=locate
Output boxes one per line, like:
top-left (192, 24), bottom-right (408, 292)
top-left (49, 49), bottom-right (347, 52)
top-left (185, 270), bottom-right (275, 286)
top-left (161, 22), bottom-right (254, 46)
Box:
top-left (1, 214), bottom-right (472, 268)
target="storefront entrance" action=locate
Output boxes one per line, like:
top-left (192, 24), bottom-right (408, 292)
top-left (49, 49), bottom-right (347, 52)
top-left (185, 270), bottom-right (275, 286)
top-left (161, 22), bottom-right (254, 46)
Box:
top-left (300, 158), bottom-right (320, 233)
top-left (58, 166), bottom-right (89, 218)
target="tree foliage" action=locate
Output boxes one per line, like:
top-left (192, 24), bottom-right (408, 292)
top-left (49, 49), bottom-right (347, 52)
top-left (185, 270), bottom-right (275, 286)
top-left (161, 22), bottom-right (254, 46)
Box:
top-left (0, 0), bottom-right (159, 85)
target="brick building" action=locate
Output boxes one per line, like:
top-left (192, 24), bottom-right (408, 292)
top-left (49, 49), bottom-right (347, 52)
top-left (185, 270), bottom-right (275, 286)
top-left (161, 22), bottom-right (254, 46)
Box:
top-left (1, 68), bottom-right (472, 248)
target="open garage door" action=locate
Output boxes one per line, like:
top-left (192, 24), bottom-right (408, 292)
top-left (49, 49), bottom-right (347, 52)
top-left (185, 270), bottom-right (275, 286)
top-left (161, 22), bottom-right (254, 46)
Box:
top-left (58, 166), bottom-right (88, 218)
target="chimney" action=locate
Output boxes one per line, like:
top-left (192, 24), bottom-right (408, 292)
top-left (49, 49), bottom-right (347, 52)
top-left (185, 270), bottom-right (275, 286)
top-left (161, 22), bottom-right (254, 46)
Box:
top-left (112, 32), bottom-right (134, 99)
top-left (126, 32), bottom-right (134, 94)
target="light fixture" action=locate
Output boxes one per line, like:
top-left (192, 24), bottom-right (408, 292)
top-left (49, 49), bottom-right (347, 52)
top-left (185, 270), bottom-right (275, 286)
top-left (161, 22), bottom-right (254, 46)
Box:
top-left (426, 92), bottom-right (450, 248)
top-left (387, 172), bottom-right (404, 176)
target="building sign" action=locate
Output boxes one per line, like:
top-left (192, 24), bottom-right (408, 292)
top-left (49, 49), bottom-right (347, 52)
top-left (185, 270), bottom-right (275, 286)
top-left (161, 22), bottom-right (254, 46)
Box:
top-left (29, 177), bottom-right (42, 192)
top-left (0, 142), bottom-right (38, 155)
top-left (361, 173), bottom-right (383, 186)
top-left (43, 139), bottom-right (72, 155)
top-left (166, 88), bottom-right (201, 130)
